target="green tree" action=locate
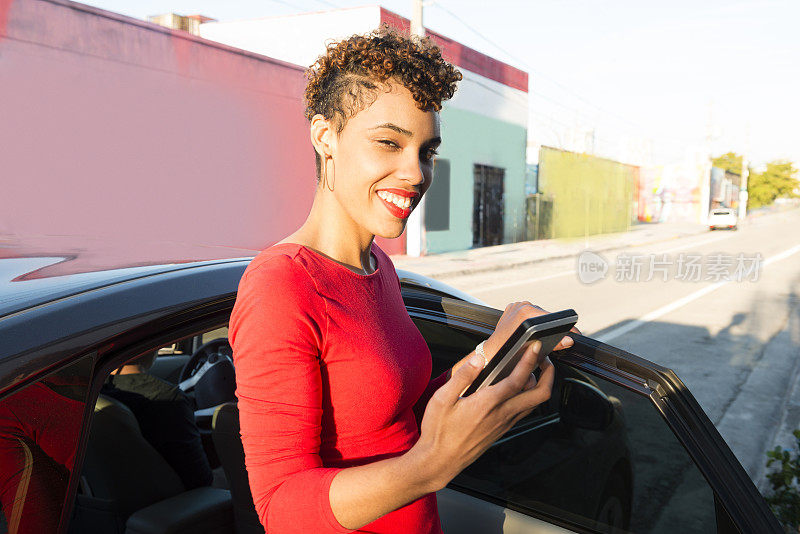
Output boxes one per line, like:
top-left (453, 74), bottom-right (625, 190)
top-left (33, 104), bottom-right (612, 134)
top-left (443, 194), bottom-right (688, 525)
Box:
top-left (765, 429), bottom-right (800, 532)
top-left (712, 152), bottom-right (743, 175)
top-left (747, 161), bottom-right (800, 209)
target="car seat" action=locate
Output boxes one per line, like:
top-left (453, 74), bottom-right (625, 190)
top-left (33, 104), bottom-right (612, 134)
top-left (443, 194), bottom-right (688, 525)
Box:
top-left (211, 402), bottom-right (264, 534)
top-left (71, 394), bottom-right (235, 534)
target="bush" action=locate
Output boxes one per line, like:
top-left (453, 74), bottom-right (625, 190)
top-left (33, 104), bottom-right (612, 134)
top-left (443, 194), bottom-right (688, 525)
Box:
top-left (765, 429), bottom-right (800, 532)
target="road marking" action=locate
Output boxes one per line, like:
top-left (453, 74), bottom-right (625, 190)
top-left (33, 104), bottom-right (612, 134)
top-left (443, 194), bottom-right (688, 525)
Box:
top-left (471, 231), bottom-right (736, 294)
top-left (595, 242), bottom-right (800, 343)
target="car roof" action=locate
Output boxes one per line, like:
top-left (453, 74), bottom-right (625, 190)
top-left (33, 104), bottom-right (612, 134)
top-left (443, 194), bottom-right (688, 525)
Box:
top-left (0, 234), bottom-right (486, 319)
top-left (0, 235), bottom-right (259, 319)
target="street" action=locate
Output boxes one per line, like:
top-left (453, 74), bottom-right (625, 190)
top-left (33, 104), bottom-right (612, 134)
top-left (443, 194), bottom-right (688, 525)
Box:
top-left (439, 209), bottom-right (800, 493)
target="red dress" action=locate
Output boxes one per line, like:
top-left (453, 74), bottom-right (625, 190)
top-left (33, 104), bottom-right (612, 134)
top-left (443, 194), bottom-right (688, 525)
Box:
top-left (229, 242), bottom-right (448, 533)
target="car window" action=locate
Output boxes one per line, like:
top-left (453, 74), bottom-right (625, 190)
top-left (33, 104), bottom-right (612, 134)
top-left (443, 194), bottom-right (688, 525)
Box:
top-left (69, 326), bottom-right (234, 533)
top-left (414, 317), bottom-right (556, 421)
top-left (460, 364), bottom-right (718, 533)
top-left (0, 355), bottom-right (93, 534)
top-left (202, 326), bottom-right (229, 344)
top-left (414, 316), bottom-right (721, 533)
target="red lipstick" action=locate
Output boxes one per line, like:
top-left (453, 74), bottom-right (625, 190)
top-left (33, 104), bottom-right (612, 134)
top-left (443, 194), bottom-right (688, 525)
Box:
top-left (376, 188), bottom-right (419, 220)
top-left (377, 188), bottom-right (420, 199)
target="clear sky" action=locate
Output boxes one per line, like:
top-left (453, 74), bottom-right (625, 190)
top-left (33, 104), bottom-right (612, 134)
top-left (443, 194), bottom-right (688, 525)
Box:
top-left (79, 0), bottom-right (799, 168)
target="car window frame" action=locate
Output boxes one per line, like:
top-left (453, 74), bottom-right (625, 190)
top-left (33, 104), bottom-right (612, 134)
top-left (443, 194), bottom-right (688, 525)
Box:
top-left (401, 288), bottom-right (782, 534)
top-left (61, 310), bottom-right (232, 532)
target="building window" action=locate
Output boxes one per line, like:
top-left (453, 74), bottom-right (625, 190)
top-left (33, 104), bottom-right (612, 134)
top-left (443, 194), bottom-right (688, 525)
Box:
top-left (425, 159), bottom-right (450, 232)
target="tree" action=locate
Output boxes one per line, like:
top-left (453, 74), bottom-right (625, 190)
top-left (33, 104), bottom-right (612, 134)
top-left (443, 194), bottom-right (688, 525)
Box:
top-left (712, 152), bottom-right (743, 176)
top-left (747, 161), bottom-right (800, 209)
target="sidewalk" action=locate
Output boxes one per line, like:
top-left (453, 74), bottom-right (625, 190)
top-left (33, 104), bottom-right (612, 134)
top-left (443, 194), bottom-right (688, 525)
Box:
top-left (754, 295), bottom-right (800, 494)
top-left (391, 220), bottom-right (712, 279)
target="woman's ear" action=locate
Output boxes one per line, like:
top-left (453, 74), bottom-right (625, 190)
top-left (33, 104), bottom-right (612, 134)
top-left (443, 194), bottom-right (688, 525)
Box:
top-left (310, 114), bottom-right (335, 159)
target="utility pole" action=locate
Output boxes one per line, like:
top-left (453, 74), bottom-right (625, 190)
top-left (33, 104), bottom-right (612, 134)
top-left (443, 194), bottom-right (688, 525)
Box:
top-left (406, 0), bottom-right (426, 256)
top-left (410, 0), bottom-right (424, 37)
top-left (739, 156), bottom-right (749, 220)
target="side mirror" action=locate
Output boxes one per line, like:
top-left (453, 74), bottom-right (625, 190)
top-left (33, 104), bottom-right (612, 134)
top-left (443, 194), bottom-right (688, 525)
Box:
top-left (560, 377), bottom-right (615, 431)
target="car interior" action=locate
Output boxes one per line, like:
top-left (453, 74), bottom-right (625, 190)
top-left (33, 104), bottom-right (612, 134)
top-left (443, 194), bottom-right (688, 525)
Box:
top-left (69, 323), bottom-right (594, 534)
top-left (70, 327), bottom-right (243, 534)
top-left (65, 315), bottom-right (739, 534)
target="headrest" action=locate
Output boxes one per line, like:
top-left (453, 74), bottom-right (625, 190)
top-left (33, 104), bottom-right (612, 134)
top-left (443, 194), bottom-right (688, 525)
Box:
top-left (129, 350), bottom-right (157, 371)
top-left (94, 394), bottom-right (141, 432)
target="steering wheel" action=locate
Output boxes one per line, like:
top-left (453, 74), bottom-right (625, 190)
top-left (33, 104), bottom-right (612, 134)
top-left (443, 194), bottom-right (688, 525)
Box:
top-left (178, 337), bottom-right (233, 392)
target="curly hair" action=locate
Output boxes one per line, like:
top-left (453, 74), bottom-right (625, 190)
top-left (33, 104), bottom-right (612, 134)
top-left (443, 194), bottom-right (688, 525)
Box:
top-left (304, 24), bottom-right (462, 180)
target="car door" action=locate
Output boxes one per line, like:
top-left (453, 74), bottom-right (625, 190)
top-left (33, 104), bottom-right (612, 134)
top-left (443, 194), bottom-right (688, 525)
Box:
top-left (401, 287), bottom-right (782, 534)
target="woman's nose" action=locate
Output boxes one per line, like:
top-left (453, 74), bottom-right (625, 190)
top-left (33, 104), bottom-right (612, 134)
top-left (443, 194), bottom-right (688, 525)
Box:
top-left (399, 153), bottom-right (425, 186)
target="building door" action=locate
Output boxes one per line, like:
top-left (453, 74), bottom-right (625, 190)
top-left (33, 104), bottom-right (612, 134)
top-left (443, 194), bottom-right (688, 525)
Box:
top-left (473, 164), bottom-right (505, 247)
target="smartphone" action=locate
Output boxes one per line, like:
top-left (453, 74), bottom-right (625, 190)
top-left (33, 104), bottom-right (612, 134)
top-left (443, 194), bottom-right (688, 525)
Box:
top-left (460, 309), bottom-right (578, 397)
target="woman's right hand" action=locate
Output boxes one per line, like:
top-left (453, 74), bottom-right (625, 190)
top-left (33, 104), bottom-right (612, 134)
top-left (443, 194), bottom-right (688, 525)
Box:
top-left (410, 302), bottom-right (562, 492)
top-left (484, 301), bottom-right (577, 366)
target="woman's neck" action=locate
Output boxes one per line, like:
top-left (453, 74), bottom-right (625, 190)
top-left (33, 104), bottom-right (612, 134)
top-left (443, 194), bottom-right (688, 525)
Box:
top-left (281, 191), bottom-right (376, 274)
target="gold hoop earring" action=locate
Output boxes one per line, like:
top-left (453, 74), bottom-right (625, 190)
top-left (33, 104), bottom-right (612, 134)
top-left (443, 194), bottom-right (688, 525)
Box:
top-left (324, 156), bottom-right (335, 192)
top-left (321, 156), bottom-right (327, 190)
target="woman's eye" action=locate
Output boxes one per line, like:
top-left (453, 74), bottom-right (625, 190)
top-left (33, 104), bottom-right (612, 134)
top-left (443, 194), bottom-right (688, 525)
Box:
top-left (378, 139), bottom-right (399, 149)
top-left (423, 148), bottom-right (439, 161)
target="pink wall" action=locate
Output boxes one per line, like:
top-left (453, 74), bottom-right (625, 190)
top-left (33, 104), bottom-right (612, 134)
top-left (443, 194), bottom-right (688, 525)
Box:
top-left (1, 0), bottom-right (406, 258)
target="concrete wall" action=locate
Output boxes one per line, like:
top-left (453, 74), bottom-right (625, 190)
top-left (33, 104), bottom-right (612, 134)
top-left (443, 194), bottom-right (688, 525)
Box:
top-left (538, 147), bottom-right (637, 238)
top-left (1, 0), bottom-right (411, 257)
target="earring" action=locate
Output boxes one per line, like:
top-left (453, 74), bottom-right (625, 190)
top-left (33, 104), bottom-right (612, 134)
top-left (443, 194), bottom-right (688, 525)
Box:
top-left (324, 155), bottom-right (335, 192)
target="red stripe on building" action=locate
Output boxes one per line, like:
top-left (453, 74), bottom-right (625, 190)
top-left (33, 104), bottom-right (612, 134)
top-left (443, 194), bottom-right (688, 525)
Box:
top-left (0, 0), bottom-right (14, 40)
top-left (380, 7), bottom-right (528, 93)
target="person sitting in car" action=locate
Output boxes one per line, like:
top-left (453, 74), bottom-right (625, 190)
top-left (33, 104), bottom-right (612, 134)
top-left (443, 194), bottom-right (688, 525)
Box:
top-left (101, 351), bottom-right (213, 490)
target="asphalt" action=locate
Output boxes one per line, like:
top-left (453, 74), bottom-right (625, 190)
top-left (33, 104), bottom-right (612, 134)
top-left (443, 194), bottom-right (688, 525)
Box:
top-left (391, 203), bottom-right (797, 281)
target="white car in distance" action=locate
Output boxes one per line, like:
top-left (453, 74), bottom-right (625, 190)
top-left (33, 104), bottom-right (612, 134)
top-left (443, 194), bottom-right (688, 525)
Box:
top-left (708, 207), bottom-right (738, 230)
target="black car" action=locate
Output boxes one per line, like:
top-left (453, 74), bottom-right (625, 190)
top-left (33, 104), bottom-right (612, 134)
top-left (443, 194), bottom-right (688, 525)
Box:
top-left (0, 242), bottom-right (782, 533)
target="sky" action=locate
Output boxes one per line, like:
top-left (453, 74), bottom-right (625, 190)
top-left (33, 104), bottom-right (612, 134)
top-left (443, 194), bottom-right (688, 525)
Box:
top-left (79, 0), bottom-right (800, 169)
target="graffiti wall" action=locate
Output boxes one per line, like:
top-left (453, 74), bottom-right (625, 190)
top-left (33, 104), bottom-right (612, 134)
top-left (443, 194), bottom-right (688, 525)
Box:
top-left (638, 162), bottom-right (709, 223)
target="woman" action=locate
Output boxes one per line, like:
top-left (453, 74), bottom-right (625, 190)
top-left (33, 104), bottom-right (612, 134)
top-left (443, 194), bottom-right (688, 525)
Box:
top-left (229, 26), bottom-right (580, 533)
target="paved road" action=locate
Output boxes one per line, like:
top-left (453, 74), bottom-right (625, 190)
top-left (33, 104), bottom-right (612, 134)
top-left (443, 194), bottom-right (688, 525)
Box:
top-left (440, 209), bottom-right (800, 494)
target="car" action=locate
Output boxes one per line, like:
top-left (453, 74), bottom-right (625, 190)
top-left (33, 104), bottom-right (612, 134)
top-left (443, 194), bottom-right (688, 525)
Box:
top-left (708, 208), bottom-right (739, 231)
top-left (0, 238), bottom-right (782, 534)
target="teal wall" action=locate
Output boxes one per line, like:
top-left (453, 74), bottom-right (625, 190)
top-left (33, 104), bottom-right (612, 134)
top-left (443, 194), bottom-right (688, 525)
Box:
top-left (424, 106), bottom-right (527, 254)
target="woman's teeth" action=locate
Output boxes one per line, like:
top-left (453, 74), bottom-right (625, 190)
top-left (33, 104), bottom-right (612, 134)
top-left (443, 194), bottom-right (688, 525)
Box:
top-left (377, 191), bottom-right (412, 209)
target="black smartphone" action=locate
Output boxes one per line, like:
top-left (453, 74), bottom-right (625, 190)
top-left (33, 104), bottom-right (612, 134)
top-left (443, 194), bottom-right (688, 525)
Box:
top-left (460, 309), bottom-right (578, 397)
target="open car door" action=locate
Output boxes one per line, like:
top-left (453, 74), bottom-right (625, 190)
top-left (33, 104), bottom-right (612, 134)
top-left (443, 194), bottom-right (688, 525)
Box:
top-left (401, 287), bottom-right (782, 534)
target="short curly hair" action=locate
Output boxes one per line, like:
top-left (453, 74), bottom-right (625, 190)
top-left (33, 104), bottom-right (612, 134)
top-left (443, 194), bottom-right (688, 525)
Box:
top-left (304, 24), bottom-right (462, 180)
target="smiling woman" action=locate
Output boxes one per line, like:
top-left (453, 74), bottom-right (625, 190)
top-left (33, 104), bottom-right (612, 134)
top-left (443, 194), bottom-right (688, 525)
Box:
top-left (228, 24), bottom-right (575, 534)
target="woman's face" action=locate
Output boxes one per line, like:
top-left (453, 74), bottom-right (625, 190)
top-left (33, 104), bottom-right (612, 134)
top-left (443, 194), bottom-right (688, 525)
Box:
top-left (321, 81), bottom-right (441, 240)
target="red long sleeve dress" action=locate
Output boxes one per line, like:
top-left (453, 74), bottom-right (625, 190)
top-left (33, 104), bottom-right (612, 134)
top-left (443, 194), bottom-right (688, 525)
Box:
top-left (229, 242), bottom-right (449, 533)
